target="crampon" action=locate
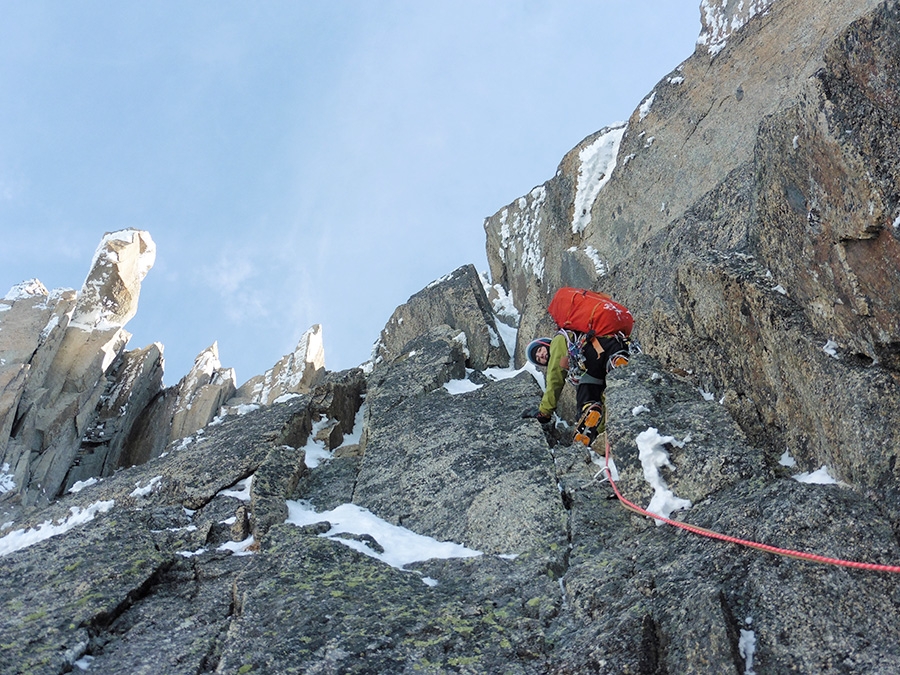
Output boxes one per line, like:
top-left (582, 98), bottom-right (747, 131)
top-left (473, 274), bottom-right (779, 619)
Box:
top-left (573, 402), bottom-right (604, 446)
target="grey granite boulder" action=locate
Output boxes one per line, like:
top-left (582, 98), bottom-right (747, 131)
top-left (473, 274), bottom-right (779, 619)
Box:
top-left (358, 324), bottom-right (566, 557)
top-left (374, 264), bottom-right (510, 371)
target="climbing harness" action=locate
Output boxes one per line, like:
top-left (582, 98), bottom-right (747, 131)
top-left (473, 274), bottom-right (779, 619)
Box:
top-left (596, 436), bottom-right (900, 574)
top-left (558, 329), bottom-right (591, 386)
top-left (559, 330), bottom-right (637, 385)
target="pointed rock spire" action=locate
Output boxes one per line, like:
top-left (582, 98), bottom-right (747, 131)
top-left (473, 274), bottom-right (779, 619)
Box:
top-left (233, 324), bottom-right (326, 406)
top-left (169, 342), bottom-right (237, 441)
top-left (0, 229), bottom-right (157, 508)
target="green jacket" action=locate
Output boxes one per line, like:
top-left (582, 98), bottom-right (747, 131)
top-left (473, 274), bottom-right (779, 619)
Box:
top-left (538, 332), bottom-right (605, 416)
top-left (538, 334), bottom-right (568, 416)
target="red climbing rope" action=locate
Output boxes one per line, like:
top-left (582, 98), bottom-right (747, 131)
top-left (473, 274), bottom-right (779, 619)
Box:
top-left (601, 442), bottom-right (900, 574)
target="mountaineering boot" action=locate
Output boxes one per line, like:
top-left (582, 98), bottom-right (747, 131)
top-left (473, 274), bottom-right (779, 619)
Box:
top-left (573, 402), bottom-right (604, 447)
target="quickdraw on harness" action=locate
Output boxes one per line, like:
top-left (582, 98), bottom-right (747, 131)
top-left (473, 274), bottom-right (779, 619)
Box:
top-left (558, 329), bottom-right (641, 386)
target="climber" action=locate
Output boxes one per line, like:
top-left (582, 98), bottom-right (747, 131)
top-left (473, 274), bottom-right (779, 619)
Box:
top-left (522, 331), bottom-right (629, 447)
top-left (521, 287), bottom-right (635, 448)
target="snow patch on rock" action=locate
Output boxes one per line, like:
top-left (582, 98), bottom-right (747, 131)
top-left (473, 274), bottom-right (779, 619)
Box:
top-left (572, 124), bottom-right (626, 234)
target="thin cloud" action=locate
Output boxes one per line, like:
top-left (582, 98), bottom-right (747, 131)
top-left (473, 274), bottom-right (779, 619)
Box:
top-left (198, 251), bottom-right (270, 323)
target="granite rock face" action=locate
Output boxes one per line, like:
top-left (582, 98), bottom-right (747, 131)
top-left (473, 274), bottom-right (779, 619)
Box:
top-left (2, 226), bottom-right (900, 672)
top-left (374, 264), bottom-right (511, 371)
top-left (61, 342), bottom-right (166, 491)
top-left (0, 236), bottom-right (332, 519)
top-left (358, 324), bottom-right (565, 557)
top-left (0, 230), bottom-right (157, 509)
top-left (4, 2), bottom-right (900, 672)
top-left (169, 343), bottom-right (237, 443)
top-left (231, 324), bottom-right (326, 407)
top-left (4, 339), bottom-right (900, 673)
top-left (484, 0), bottom-right (900, 520)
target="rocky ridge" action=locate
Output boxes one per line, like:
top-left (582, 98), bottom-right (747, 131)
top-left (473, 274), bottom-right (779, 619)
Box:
top-left (3, 0), bottom-right (900, 672)
top-left (3, 275), bottom-right (900, 671)
top-left (0, 231), bottom-right (326, 516)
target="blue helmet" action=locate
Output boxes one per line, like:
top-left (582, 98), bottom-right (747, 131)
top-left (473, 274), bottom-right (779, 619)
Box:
top-left (526, 337), bottom-right (552, 365)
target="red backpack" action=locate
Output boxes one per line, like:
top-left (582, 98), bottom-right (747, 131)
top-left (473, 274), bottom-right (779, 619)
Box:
top-left (548, 287), bottom-right (633, 337)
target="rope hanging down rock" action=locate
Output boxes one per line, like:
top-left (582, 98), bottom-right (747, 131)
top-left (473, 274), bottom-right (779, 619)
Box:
top-left (599, 440), bottom-right (900, 574)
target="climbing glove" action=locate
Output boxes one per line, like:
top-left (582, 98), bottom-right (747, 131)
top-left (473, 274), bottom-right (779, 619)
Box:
top-left (522, 408), bottom-right (552, 425)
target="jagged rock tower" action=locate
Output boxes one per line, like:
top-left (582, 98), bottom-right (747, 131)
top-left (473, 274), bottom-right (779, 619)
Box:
top-left (0, 230), bottom-right (326, 515)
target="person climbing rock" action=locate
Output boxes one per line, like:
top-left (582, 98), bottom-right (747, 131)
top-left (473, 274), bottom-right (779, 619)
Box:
top-left (523, 331), bottom-right (629, 446)
top-left (521, 288), bottom-right (634, 450)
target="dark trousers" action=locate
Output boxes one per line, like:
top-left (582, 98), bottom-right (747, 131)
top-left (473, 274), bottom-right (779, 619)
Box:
top-left (576, 381), bottom-right (605, 411)
top-left (576, 338), bottom-right (607, 411)
top-left (576, 336), bottom-right (624, 434)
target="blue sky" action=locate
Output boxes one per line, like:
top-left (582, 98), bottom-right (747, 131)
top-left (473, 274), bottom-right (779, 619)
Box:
top-left (1, 2), bottom-right (699, 386)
